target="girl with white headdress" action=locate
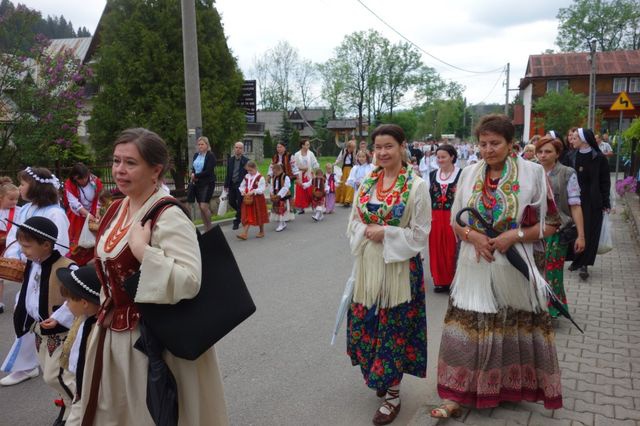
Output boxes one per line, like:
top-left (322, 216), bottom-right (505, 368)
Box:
top-left (1, 167), bottom-right (71, 389)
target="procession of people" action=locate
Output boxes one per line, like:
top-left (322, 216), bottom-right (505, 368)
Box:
top-left (0, 115), bottom-right (618, 425)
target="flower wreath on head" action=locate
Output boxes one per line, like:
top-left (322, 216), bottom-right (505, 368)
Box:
top-left (24, 166), bottom-right (61, 189)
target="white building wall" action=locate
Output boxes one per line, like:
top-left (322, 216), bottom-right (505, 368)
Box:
top-left (522, 84), bottom-right (533, 142)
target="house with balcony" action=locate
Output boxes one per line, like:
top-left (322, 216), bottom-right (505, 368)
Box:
top-left (519, 50), bottom-right (640, 141)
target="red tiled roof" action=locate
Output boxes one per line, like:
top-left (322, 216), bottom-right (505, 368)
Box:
top-left (525, 50), bottom-right (640, 78)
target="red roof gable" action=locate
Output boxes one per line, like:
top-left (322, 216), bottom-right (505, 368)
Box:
top-left (525, 50), bottom-right (640, 79)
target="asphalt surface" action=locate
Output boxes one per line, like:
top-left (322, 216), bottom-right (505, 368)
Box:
top-left (0, 205), bottom-right (448, 425)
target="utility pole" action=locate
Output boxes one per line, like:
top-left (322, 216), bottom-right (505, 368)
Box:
top-left (181, 0), bottom-right (202, 165)
top-left (587, 39), bottom-right (597, 129)
top-left (504, 62), bottom-right (510, 116)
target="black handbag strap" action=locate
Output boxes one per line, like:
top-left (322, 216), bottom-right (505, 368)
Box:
top-left (141, 197), bottom-right (191, 228)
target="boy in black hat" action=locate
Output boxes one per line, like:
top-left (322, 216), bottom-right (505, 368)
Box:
top-left (56, 265), bottom-right (100, 422)
top-left (9, 216), bottom-right (76, 425)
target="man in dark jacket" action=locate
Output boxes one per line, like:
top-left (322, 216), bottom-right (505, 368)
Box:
top-left (224, 141), bottom-right (249, 229)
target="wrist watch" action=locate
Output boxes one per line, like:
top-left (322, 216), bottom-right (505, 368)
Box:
top-left (517, 227), bottom-right (524, 241)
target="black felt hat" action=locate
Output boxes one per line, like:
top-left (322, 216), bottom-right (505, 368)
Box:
top-left (7, 216), bottom-right (68, 249)
top-left (56, 265), bottom-right (101, 305)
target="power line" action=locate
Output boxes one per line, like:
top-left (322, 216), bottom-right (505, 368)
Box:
top-left (476, 66), bottom-right (507, 104)
top-left (356, 0), bottom-right (506, 75)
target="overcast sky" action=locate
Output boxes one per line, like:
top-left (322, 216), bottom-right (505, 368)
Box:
top-left (18, 0), bottom-right (574, 107)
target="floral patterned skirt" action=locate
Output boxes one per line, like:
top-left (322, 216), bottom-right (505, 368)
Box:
top-left (347, 256), bottom-right (426, 392)
top-left (543, 233), bottom-right (569, 318)
top-left (437, 302), bottom-right (562, 409)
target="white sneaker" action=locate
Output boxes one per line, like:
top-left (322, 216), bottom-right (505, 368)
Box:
top-left (275, 223), bottom-right (285, 232)
top-left (0, 367), bottom-right (39, 386)
top-left (312, 212), bottom-right (319, 221)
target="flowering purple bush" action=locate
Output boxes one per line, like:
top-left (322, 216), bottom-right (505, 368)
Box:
top-left (615, 176), bottom-right (638, 196)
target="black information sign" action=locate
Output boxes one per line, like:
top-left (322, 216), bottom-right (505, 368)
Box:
top-left (238, 80), bottom-right (257, 123)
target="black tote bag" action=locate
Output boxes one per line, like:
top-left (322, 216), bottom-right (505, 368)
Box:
top-left (134, 198), bottom-right (256, 360)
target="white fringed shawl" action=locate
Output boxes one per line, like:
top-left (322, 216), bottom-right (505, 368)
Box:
top-left (449, 157), bottom-right (551, 313)
top-left (347, 176), bottom-right (430, 309)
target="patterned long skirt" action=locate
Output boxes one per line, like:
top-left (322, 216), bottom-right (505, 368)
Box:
top-left (347, 256), bottom-right (427, 393)
top-left (543, 233), bottom-right (568, 318)
top-left (437, 303), bottom-right (562, 409)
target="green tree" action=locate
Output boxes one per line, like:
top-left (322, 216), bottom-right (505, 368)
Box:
top-left (263, 129), bottom-right (274, 158)
top-left (318, 58), bottom-right (347, 117)
top-left (253, 41), bottom-right (299, 111)
top-left (533, 89), bottom-right (589, 136)
top-left (89, 0), bottom-right (245, 190)
top-left (556, 0), bottom-right (640, 51)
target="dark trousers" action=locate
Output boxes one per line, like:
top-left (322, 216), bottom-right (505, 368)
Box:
top-left (228, 182), bottom-right (242, 225)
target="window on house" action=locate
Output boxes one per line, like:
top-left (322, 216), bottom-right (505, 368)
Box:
top-left (546, 79), bottom-right (569, 93)
top-left (613, 77), bottom-right (627, 93)
top-left (243, 139), bottom-right (253, 153)
top-left (629, 77), bottom-right (640, 93)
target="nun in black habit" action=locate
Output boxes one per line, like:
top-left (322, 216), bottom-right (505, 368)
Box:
top-left (567, 128), bottom-right (611, 280)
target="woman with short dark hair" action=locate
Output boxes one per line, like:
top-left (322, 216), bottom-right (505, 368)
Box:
top-left (432, 115), bottom-right (563, 418)
top-left (74, 128), bottom-right (228, 425)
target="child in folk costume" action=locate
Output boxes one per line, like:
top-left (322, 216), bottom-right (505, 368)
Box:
top-left (270, 163), bottom-right (294, 232)
top-left (310, 168), bottom-right (328, 222)
top-left (324, 163), bottom-right (338, 214)
top-left (346, 150), bottom-right (374, 200)
top-left (9, 216), bottom-right (76, 424)
top-left (0, 177), bottom-right (21, 314)
top-left (56, 265), bottom-right (100, 424)
top-left (2, 167), bottom-right (70, 388)
top-left (237, 161), bottom-right (269, 240)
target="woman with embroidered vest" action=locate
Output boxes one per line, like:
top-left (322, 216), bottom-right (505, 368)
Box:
top-left (1, 167), bottom-right (70, 388)
top-left (432, 115), bottom-right (562, 418)
top-left (428, 145), bottom-right (462, 293)
top-left (293, 139), bottom-right (319, 213)
top-left (270, 163), bottom-right (294, 232)
top-left (188, 136), bottom-right (217, 232)
top-left (237, 161), bottom-right (269, 240)
top-left (535, 135), bottom-right (585, 317)
top-left (566, 128), bottom-right (611, 281)
top-left (74, 128), bottom-right (227, 426)
top-left (64, 163), bottom-right (103, 265)
top-left (335, 140), bottom-right (356, 206)
top-left (346, 124), bottom-right (430, 425)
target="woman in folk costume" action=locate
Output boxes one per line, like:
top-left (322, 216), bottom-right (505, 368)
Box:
top-left (270, 163), bottom-right (294, 232)
top-left (293, 139), bottom-right (319, 213)
top-left (0, 177), bottom-right (21, 314)
top-left (335, 139), bottom-right (356, 206)
top-left (428, 145), bottom-right (462, 293)
top-left (346, 124), bottom-right (430, 425)
top-left (566, 128), bottom-right (610, 281)
top-left (1, 167), bottom-right (70, 387)
top-left (63, 163), bottom-right (103, 265)
top-left (534, 135), bottom-right (585, 317)
top-left (324, 162), bottom-right (337, 214)
top-left (75, 128), bottom-right (227, 426)
top-left (432, 115), bottom-right (562, 418)
top-left (237, 161), bottom-right (269, 240)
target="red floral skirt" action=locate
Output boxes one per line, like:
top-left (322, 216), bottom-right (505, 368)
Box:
top-left (429, 209), bottom-right (457, 286)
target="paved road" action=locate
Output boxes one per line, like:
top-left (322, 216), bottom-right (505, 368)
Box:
top-left (0, 205), bottom-right (448, 425)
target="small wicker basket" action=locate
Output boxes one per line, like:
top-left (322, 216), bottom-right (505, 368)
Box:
top-left (0, 240), bottom-right (26, 282)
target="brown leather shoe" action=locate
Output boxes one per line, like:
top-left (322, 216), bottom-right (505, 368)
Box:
top-left (236, 233), bottom-right (248, 240)
top-left (256, 232), bottom-right (265, 238)
top-left (372, 388), bottom-right (401, 425)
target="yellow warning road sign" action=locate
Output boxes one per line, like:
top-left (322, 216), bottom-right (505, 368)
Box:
top-left (611, 91), bottom-right (635, 111)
